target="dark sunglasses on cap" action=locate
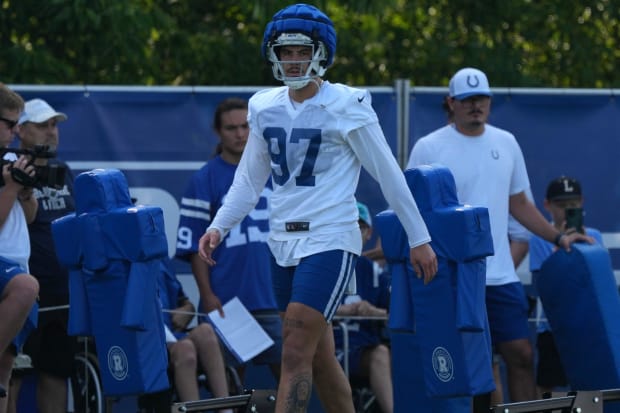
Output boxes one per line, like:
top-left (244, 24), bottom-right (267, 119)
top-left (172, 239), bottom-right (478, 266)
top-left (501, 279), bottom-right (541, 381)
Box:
top-left (0, 116), bottom-right (19, 129)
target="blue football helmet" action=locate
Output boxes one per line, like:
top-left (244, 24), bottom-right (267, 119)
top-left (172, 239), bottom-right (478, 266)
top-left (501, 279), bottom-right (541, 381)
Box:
top-left (262, 3), bottom-right (337, 89)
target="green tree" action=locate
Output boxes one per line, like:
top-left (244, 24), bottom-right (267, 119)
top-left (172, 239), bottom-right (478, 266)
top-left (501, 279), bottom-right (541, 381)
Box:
top-left (1, 0), bottom-right (618, 87)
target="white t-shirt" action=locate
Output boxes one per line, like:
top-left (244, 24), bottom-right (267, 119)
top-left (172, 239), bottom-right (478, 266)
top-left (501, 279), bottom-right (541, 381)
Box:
top-left (508, 187), bottom-right (534, 243)
top-left (1, 152), bottom-right (31, 271)
top-left (209, 81), bottom-right (430, 266)
top-left (407, 123), bottom-right (530, 285)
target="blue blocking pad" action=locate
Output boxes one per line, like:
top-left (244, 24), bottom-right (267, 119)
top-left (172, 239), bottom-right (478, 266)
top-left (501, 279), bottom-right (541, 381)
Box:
top-left (84, 261), bottom-right (168, 395)
top-left (74, 168), bottom-right (133, 214)
top-left (391, 332), bottom-right (472, 413)
top-left (67, 269), bottom-right (92, 336)
top-left (383, 260), bottom-right (415, 332)
top-left (99, 206), bottom-right (168, 262)
top-left (376, 209), bottom-right (409, 264)
top-left (50, 213), bottom-right (81, 267)
top-left (539, 243), bottom-right (620, 391)
top-left (52, 169), bottom-right (169, 396)
top-left (404, 163), bottom-right (493, 261)
top-left (376, 164), bottom-right (494, 405)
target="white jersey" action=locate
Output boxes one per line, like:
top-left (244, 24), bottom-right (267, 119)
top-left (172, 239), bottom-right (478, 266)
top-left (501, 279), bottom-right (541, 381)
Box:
top-left (407, 124), bottom-right (530, 285)
top-left (210, 81), bottom-right (430, 266)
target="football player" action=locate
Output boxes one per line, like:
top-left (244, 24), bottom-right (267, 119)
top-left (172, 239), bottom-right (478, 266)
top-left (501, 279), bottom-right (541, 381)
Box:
top-left (198, 4), bottom-right (437, 412)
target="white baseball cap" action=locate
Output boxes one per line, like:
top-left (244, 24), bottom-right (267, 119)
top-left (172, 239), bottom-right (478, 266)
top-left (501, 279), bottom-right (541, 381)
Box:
top-left (449, 67), bottom-right (492, 100)
top-left (18, 98), bottom-right (68, 125)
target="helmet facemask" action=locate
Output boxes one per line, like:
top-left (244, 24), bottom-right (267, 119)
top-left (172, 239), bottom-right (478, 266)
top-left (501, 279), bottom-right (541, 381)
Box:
top-left (268, 33), bottom-right (328, 90)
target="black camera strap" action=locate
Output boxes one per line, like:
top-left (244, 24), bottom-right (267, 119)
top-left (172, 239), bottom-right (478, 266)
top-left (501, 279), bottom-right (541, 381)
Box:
top-left (11, 167), bottom-right (38, 187)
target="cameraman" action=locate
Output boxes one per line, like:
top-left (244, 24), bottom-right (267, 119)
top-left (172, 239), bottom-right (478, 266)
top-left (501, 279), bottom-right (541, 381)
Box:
top-left (7, 98), bottom-right (75, 413)
top-left (0, 84), bottom-right (39, 412)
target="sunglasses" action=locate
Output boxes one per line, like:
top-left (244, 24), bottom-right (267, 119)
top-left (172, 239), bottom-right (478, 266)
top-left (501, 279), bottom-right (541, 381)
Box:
top-left (0, 116), bottom-right (19, 129)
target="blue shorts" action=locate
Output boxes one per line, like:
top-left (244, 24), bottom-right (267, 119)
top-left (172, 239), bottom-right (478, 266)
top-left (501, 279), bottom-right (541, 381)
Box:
top-left (0, 257), bottom-right (27, 292)
top-left (486, 282), bottom-right (530, 344)
top-left (271, 250), bottom-right (357, 322)
top-left (0, 257), bottom-right (39, 352)
top-left (221, 310), bottom-right (283, 368)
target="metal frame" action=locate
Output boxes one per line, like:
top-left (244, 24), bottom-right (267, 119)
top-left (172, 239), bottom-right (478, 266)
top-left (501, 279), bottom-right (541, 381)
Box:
top-left (490, 389), bottom-right (620, 413)
top-left (170, 389), bottom-right (276, 413)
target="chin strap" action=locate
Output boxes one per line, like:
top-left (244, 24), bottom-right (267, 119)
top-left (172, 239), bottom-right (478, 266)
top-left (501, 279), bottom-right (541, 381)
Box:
top-left (308, 77), bottom-right (323, 90)
top-left (286, 76), bottom-right (322, 91)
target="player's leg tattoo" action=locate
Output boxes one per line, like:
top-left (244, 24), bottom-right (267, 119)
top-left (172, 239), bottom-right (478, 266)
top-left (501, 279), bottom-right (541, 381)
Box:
top-left (284, 372), bottom-right (312, 413)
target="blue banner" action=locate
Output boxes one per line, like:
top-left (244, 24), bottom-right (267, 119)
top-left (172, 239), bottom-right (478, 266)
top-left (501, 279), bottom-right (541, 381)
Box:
top-left (12, 85), bottom-right (620, 283)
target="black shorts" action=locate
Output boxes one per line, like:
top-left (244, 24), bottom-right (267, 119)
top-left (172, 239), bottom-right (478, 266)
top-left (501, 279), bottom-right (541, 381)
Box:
top-left (536, 331), bottom-right (568, 388)
top-left (23, 295), bottom-right (79, 379)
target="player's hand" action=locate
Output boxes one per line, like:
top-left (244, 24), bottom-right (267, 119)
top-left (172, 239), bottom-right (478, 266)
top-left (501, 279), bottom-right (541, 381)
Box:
top-left (357, 300), bottom-right (387, 318)
top-left (198, 229), bottom-right (222, 266)
top-left (409, 242), bottom-right (438, 285)
top-left (202, 292), bottom-right (225, 318)
top-left (171, 311), bottom-right (193, 332)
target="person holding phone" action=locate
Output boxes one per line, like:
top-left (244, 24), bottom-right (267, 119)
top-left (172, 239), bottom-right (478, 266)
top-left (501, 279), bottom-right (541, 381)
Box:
top-left (564, 206), bottom-right (585, 234)
top-left (529, 175), bottom-right (603, 397)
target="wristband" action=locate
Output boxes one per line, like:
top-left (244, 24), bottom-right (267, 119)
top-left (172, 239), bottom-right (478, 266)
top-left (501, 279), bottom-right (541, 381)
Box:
top-left (553, 233), bottom-right (564, 247)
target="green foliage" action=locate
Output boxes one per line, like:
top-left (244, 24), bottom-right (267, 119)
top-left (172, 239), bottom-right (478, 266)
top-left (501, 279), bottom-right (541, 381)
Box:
top-left (1, 0), bottom-right (619, 87)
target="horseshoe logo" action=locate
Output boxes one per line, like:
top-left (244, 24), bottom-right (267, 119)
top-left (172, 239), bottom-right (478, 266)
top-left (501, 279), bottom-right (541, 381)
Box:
top-left (467, 75), bottom-right (480, 88)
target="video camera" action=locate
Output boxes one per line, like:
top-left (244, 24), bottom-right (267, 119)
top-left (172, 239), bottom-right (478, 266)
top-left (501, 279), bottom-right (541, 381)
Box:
top-left (0, 144), bottom-right (66, 189)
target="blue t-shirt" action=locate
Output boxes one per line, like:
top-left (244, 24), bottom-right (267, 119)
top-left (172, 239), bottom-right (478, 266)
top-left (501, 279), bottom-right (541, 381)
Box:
top-left (529, 227), bottom-right (603, 332)
top-left (175, 155), bottom-right (276, 312)
top-left (334, 256), bottom-right (390, 351)
top-left (28, 160), bottom-right (75, 298)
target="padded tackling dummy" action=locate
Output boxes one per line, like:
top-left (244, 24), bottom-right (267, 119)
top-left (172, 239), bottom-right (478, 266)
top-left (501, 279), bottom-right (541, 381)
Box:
top-left (539, 243), bottom-right (620, 401)
top-left (52, 168), bottom-right (169, 396)
top-left (375, 164), bottom-right (494, 413)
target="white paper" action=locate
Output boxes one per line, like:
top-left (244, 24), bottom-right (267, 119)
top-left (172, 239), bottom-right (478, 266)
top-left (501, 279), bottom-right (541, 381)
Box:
top-left (207, 297), bottom-right (275, 363)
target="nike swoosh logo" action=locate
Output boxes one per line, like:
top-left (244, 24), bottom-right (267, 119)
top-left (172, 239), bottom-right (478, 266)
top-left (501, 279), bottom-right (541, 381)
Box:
top-left (358, 96), bottom-right (365, 103)
top-left (5, 267), bottom-right (17, 273)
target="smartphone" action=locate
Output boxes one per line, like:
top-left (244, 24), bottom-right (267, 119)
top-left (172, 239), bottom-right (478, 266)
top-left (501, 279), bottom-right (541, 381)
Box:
top-left (565, 207), bottom-right (584, 234)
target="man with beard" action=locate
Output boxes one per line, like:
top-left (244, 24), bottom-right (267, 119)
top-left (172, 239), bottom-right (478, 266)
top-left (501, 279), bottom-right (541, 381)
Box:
top-left (407, 67), bottom-right (591, 411)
